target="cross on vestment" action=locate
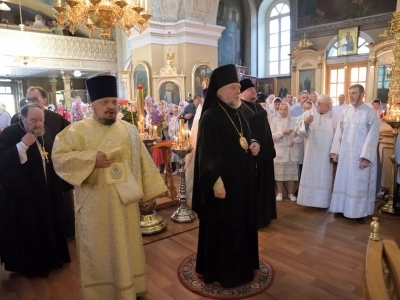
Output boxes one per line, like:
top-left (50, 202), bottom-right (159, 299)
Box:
top-left (41, 146), bottom-right (49, 163)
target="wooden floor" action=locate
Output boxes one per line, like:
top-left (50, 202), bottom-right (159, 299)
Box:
top-left (1, 200), bottom-right (399, 300)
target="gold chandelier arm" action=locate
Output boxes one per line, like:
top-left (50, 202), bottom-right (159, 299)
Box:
top-left (52, 0), bottom-right (150, 43)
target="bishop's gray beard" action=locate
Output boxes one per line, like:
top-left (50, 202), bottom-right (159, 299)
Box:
top-left (227, 101), bottom-right (241, 109)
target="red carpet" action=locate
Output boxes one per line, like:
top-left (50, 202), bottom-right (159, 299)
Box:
top-left (178, 254), bottom-right (274, 299)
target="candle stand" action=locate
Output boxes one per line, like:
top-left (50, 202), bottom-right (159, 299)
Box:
top-left (170, 147), bottom-right (197, 223)
top-left (139, 136), bottom-right (168, 235)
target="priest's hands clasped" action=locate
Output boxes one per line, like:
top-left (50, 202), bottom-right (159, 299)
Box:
top-left (22, 132), bottom-right (36, 146)
top-left (95, 151), bottom-right (113, 168)
top-left (249, 142), bottom-right (260, 156)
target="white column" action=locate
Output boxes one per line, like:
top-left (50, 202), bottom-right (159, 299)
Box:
top-left (62, 71), bottom-right (72, 109)
top-left (49, 77), bottom-right (58, 105)
top-left (120, 71), bottom-right (131, 101)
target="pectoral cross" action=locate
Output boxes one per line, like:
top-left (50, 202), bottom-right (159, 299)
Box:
top-left (41, 146), bottom-right (49, 163)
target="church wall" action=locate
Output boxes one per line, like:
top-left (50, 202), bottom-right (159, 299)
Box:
top-left (293, 27), bottom-right (388, 53)
top-left (177, 43), bottom-right (217, 96)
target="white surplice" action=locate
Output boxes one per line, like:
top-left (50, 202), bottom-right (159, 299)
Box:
top-left (295, 109), bottom-right (337, 208)
top-left (332, 103), bottom-right (349, 119)
top-left (329, 104), bottom-right (380, 218)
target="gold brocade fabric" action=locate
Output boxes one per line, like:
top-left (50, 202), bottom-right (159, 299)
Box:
top-left (52, 118), bottom-right (167, 299)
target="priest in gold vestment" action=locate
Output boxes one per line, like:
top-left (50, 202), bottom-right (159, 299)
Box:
top-left (52, 75), bottom-right (167, 299)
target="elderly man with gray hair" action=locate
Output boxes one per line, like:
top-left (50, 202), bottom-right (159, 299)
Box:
top-left (294, 94), bottom-right (338, 208)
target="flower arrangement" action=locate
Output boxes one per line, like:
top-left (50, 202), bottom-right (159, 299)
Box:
top-left (148, 102), bottom-right (167, 137)
top-left (117, 99), bottom-right (138, 127)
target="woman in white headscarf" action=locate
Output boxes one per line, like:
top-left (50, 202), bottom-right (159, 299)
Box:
top-left (270, 97), bottom-right (282, 119)
top-left (271, 102), bottom-right (299, 202)
top-left (266, 94), bottom-right (276, 112)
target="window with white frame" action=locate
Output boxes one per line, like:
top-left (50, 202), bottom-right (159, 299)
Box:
top-left (268, 3), bottom-right (290, 76)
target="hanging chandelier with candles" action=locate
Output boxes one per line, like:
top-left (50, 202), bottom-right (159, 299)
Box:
top-left (52, 0), bottom-right (151, 44)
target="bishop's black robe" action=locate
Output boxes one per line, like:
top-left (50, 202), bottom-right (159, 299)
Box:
top-left (12, 110), bottom-right (74, 239)
top-left (239, 100), bottom-right (277, 228)
top-left (192, 99), bottom-right (259, 288)
top-left (0, 123), bottom-right (71, 277)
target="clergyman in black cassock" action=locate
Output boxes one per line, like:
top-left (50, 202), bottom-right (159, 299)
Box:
top-left (239, 78), bottom-right (277, 228)
top-left (192, 64), bottom-right (259, 288)
top-left (0, 104), bottom-right (70, 277)
top-left (12, 86), bottom-right (75, 240)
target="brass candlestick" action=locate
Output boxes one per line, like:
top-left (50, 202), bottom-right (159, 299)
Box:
top-left (139, 138), bottom-right (167, 234)
top-left (369, 217), bottom-right (380, 241)
top-left (170, 148), bottom-right (197, 223)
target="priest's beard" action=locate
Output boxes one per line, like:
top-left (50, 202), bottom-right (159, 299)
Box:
top-left (92, 104), bottom-right (117, 125)
top-left (23, 121), bottom-right (45, 137)
top-left (227, 100), bottom-right (241, 109)
top-left (93, 114), bottom-right (116, 125)
top-left (32, 127), bottom-right (45, 137)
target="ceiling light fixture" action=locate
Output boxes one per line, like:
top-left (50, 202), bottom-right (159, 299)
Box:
top-left (73, 70), bottom-right (82, 77)
top-left (53, 0), bottom-right (151, 45)
top-left (0, 1), bottom-right (11, 11)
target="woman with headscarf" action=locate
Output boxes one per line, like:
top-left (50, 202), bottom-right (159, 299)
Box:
top-left (271, 102), bottom-right (299, 201)
top-left (270, 97), bottom-right (282, 118)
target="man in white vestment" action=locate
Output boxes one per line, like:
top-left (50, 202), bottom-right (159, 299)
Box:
top-left (330, 84), bottom-right (380, 224)
top-left (332, 94), bottom-right (349, 119)
top-left (295, 94), bottom-right (337, 208)
top-left (52, 75), bottom-right (167, 299)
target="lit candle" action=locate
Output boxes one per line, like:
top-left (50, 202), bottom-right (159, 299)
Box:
top-left (145, 0), bottom-right (147, 10)
top-left (153, 125), bottom-right (157, 138)
top-left (178, 116), bottom-right (185, 140)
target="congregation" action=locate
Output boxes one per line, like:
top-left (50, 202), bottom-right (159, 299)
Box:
top-left (0, 66), bottom-right (395, 298)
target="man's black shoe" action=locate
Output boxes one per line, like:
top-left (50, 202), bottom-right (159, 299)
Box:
top-left (356, 217), bottom-right (365, 224)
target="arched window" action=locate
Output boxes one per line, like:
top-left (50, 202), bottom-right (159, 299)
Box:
top-left (268, 3), bottom-right (290, 76)
top-left (328, 37), bottom-right (370, 57)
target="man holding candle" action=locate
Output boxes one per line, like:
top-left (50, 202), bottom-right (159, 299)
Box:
top-left (239, 78), bottom-right (277, 228)
top-left (192, 64), bottom-right (260, 288)
top-left (52, 75), bottom-right (167, 299)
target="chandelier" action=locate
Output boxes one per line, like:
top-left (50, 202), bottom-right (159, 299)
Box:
top-left (52, 0), bottom-right (151, 44)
